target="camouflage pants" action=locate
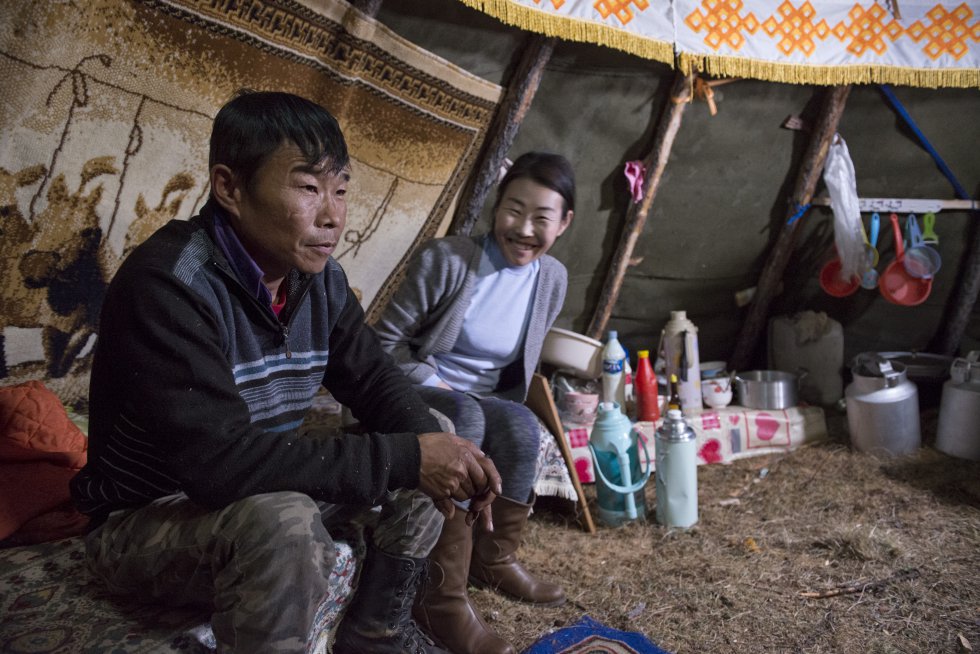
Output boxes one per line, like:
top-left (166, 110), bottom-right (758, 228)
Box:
top-left (83, 489), bottom-right (443, 653)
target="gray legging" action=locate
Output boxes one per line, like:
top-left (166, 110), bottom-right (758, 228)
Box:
top-left (415, 385), bottom-right (540, 503)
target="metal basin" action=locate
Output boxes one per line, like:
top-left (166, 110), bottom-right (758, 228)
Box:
top-left (735, 370), bottom-right (802, 410)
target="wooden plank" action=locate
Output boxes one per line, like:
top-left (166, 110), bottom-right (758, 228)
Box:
top-left (810, 196), bottom-right (979, 213)
top-left (449, 34), bottom-right (556, 236)
top-left (525, 373), bottom-right (597, 534)
top-left (729, 85), bottom-right (851, 372)
top-left (586, 71), bottom-right (695, 341)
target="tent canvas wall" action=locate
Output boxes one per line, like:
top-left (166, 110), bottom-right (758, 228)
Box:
top-left (374, 0), bottom-right (980, 372)
top-left (1, 0), bottom-right (978, 401)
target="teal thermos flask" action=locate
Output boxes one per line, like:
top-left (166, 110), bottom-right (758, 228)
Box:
top-left (589, 401), bottom-right (652, 527)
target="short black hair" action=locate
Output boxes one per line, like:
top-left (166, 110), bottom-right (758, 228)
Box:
top-left (209, 90), bottom-right (349, 189)
top-left (495, 151), bottom-right (576, 215)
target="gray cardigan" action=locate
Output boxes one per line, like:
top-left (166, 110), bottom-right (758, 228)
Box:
top-left (373, 234), bottom-right (567, 403)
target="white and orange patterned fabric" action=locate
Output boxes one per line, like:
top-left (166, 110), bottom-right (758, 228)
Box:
top-left (459, 0), bottom-right (980, 87)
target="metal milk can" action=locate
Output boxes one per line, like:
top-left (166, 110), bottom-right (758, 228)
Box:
top-left (588, 402), bottom-right (651, 527)
top-left (845, 353), bottom-right (921, 456)
top-left (936, 351), bottom-right (980, 461)
top-left (654, 409), bottom-right (698, 529)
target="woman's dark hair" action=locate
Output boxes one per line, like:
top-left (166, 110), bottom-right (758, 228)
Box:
top-left (209, 90), bottom-right (349, 189)
top-left (494, 151), bottom-right (575, 214)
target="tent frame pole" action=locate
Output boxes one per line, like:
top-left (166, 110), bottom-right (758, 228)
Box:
top-left (935, 211), bottom-right (980, 356)
top-left (586, 71), bottom-right (695, 341)
top-left (729, 85), bottom-right (851, 372)
top-left (450, 34), bottom-right (556, 237)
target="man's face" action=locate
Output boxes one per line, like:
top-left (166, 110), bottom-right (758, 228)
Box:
top-left (492, 177), bottom-right (572, 267)
top-left (227, 142), bottom-right (349, 284)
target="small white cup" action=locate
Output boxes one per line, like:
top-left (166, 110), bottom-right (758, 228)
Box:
top-left (702, 377), bottom-right (733, 408)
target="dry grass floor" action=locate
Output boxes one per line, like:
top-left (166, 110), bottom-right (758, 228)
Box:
top-left (472, 410), bottom-right (980, 654)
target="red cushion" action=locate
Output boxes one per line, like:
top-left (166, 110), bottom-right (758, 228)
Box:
top-left (0, 380), bottom-right (88, 539)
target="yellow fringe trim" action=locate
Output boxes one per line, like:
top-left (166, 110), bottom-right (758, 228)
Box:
top-left (679, 53), bottom-right (980, 89)
top-left (458, 0), bottom-right (980, 89)
top-left (457, 0), bottom-right (674, 65)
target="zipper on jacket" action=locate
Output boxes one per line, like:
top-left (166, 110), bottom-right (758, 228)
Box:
top-left (211, 254), bottom-right (308, 360)
top-left (281, 323), bottom-right (291, 359)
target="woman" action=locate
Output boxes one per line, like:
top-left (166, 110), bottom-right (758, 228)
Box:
top-left (374, 151), bottom-right (575, 654)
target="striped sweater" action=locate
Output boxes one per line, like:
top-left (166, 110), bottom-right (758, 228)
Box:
top-left (70, 201), bottom-right (438, 522)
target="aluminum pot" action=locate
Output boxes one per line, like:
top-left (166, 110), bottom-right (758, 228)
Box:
top-left (735, 370), bottom-right (804, 409)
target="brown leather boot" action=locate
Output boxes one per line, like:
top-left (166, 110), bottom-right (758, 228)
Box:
top-left (469, 495), bottom-right (566, 606)
top-left (413, 509), bottom-right (514, 654)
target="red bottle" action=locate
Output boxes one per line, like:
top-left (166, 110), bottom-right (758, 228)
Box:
top-left (634, 349), bottom-right (660, 422)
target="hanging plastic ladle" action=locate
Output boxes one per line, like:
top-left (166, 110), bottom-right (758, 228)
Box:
top-left (921, 212), bottom-right (939, 245)
top-left (860, 212), bottom-right (881, 290)
top-left (903, 213), bottom-right (942, 279)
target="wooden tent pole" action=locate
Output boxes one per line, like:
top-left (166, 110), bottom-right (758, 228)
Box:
top-left (586, 71), bottom-right (695, 341)
top-left (729, 85), bottom-right (851, 372)
top-left (449, 34), bottom-right (556, 236)
top-left (934, 211), bottom-right (980, 356)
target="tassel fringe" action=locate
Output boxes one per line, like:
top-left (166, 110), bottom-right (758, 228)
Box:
top-left (458, 0), bottom-right (979, 89)
top-left (457, 0), bottom-right (674, 64)
top-left (678, 53), bottom-right (980, 89)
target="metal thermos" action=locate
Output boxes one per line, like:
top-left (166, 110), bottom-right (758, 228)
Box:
top-left (661, 311), bottom-right (701, 416)
top-left (936, 351), bottom-right (980, 461)
top-left (655, 409), bottom-right (698, 529)
top-left (845, 354), bottom-right (921, 456)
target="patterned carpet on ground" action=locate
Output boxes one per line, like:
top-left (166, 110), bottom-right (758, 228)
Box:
top-left (1, 530), bottom-right (368, 654)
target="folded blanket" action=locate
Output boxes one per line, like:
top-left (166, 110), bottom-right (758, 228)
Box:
top-left (534, 420), bottom-right (577, 502)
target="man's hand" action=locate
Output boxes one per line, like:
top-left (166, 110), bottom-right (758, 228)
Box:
top-left (418, 432), bottom-right (502, 529)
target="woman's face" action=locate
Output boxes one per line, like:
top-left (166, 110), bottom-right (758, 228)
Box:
top-left (492, 177), bottom-right (573, 267)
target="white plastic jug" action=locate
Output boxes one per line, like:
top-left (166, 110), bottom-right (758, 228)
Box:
top-left (768, 312), bottom-right (843, 407)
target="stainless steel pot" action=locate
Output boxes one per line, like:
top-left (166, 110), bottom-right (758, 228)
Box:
top-left (735, 370), bottom-right (803, 409)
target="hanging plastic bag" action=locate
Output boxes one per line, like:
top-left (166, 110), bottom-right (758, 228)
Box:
top-left (822, 135), bottom-right (865, 280)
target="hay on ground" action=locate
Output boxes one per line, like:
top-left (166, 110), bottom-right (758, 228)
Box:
top-left (473, 410), bottom-right (980, 653)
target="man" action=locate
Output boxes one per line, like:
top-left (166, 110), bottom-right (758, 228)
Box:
top-left (69, 90), bottom-right (500, 654)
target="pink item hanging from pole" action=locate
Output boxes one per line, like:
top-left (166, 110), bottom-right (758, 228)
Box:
top-left (624, 160), bottom-right (646, 204)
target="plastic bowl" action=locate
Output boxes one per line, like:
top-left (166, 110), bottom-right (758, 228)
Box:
top-left (819, 258), bottom-right (860, 297)
top-left (540, 327), bottom-right (603, 380)
top-left (699, 360), bottom-right (727, 378)
top-left (559, 391), bottom-right (600, 425)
